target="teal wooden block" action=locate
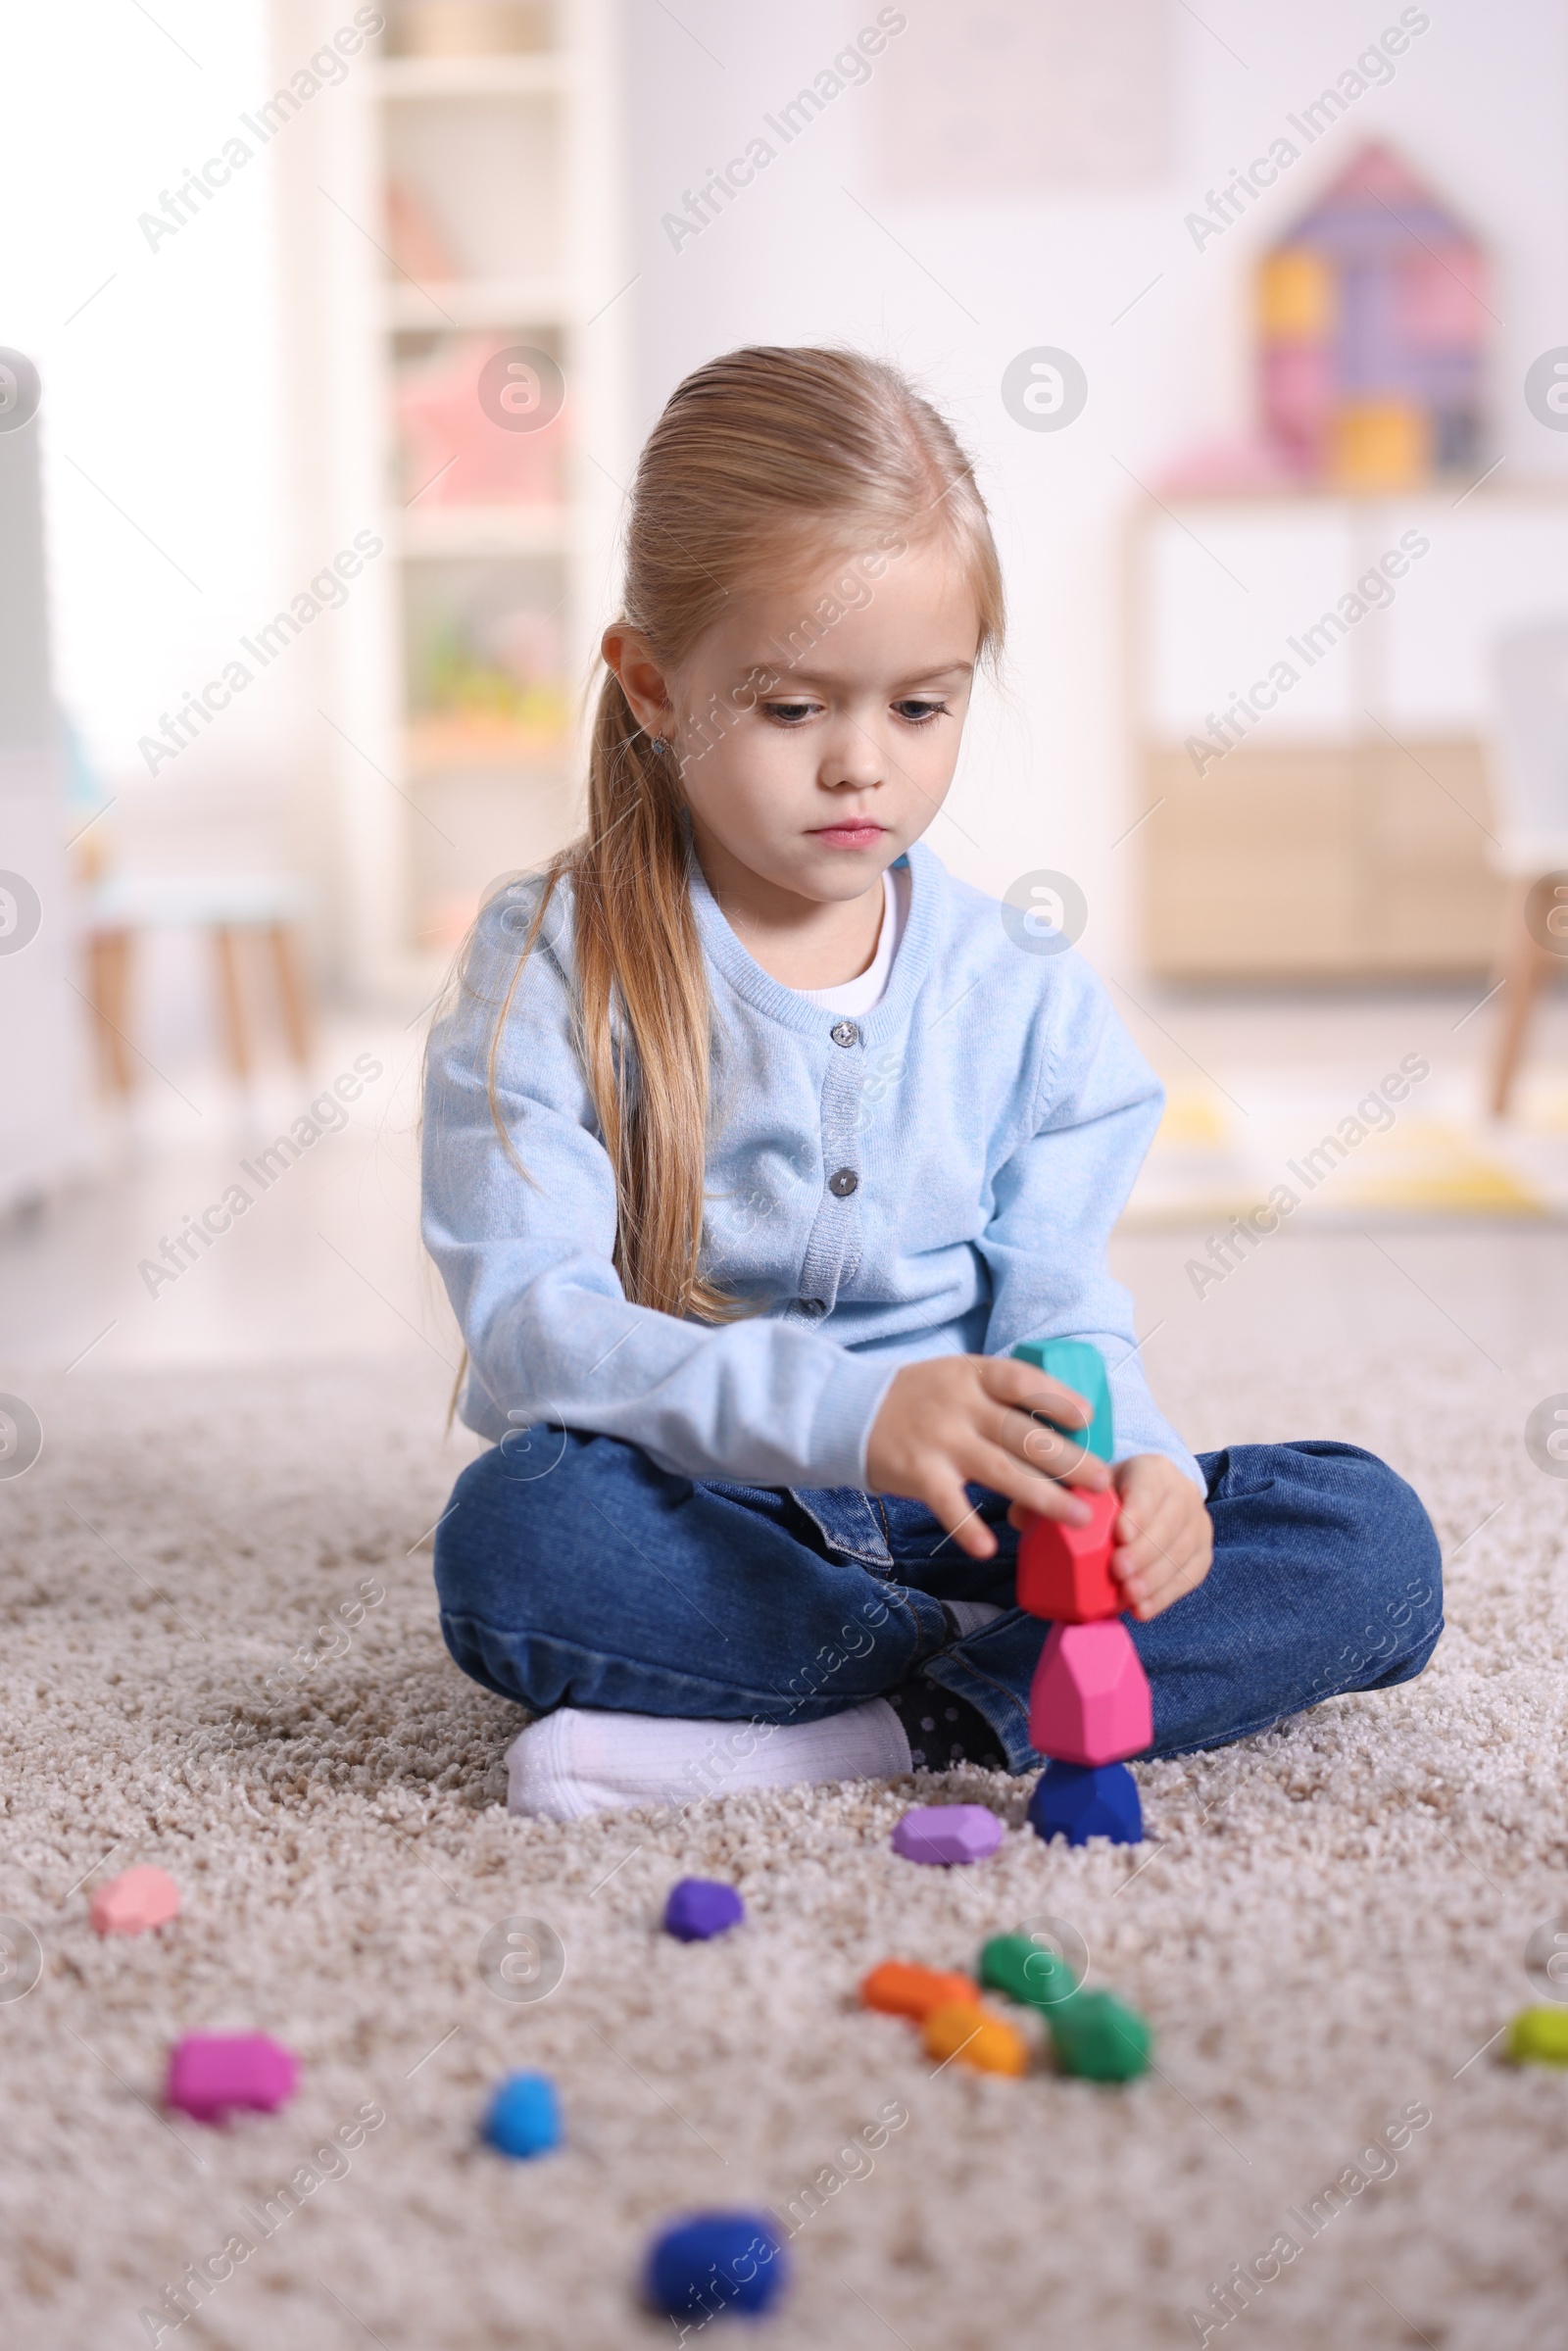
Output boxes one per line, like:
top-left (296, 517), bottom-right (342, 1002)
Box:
top-left (1010, 1339), bottom-right (1114, 1462)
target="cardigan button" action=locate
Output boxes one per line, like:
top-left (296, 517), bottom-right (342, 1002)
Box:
top-left (829, 1019), bottom-right (858, 1048)
top-left (828, 1167), bottom-right (859, 1198)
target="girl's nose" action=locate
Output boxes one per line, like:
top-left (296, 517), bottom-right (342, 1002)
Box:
top-left (818, 720), bottom-right (884, 792)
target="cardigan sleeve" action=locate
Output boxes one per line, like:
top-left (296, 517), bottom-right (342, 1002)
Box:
top-left (420, 885), bottom-right (902, 1488)
top-left (974, 953), bottom-right (1205, 1491)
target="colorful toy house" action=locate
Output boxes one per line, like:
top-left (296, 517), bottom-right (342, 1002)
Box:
top-left (1259, 142), bottom-right (1490, 488)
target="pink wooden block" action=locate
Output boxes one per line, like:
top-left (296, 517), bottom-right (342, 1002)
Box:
top-left (167, 2033), bottom-right (299, 2125)
top-left (89, 1865), bottom-right (180, 1937)
top-left (1029, 1621), bottom-right (1152, 1765)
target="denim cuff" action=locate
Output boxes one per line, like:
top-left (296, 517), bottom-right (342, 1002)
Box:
top-left (918, 1624), bottom-right (1040, 1775)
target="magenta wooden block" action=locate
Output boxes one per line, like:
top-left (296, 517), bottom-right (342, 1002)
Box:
top-left (1028, 1621), bottom-right (1152, 1765)
top-left (891, 1804), bottom-right (1004, 1866)
top-left (167, 2033), bottom-right (299, 2125)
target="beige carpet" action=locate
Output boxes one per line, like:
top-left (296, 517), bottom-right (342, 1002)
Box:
top-left (2, 1341), bottom-right (1565, 2351)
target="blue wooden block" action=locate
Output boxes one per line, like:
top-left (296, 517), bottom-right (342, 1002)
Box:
top-left (1028, 1759), bottom-right (1143, 1847)
top-left (663, 1879), bottom-right (745, 1942)
top-left (1010, 1339), bottom-right (1114, 1462)
top-left (482, 2071), bottom-right (562, 2159)
top-left (645, 2211), bottom-right (788, 2320)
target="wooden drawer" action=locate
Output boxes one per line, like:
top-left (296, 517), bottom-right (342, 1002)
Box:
top-left (1141, 740), bottom-right (1505, 977)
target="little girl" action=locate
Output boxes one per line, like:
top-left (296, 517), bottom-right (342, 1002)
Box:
top-left (422, 346), bottom-right (1441, 1823)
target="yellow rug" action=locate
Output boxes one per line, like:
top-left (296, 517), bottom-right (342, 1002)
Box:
top-left (1121, 1070), bottom-right (1568, 1226)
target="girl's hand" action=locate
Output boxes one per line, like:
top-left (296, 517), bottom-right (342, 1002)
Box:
top-left (866, 1355), bottom-right (1111, 1561)
top-left (1006, 1450), bottom-right (1212, 1621)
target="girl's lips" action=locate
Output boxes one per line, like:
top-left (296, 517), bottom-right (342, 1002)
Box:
top-left (810, 823), bottom-right (886, 845)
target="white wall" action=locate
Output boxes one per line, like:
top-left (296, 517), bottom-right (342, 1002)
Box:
top-left (4, 0), bottom-right (1566, 996)
top-left (0, 1), bottom-right (375, 1051)
top-left (0, 3), bottom-right (301, 789)
top-left (621, 0), bottom-right (1568, 977)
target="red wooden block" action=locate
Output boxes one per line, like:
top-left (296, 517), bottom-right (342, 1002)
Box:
top-left (1028, 1620), bottom-right (1152, 1765)
top-left (1016, 1489), bottom-right (1121, 1622)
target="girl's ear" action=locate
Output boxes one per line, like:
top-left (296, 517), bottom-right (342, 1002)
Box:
top-left (602, 625), bottom-right (674, 738)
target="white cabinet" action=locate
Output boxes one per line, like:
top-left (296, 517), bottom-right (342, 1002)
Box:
top-left (1383, 504), bottom-right (1568, 734)
top-left (1145, 508), bottom-right (1359, 743)
top-left (1130, 489), bottom-right (1568, 975)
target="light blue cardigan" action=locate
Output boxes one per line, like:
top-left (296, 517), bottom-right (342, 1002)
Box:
top-left (421, 832), bottom-right (1202, 1494)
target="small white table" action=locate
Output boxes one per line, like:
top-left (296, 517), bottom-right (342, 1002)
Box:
top-left (84, 873), bottom-right (313, 1094)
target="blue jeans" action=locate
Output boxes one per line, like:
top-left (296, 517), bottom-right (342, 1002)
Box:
top-left (433, 1432), bottom-right (1443, 1775)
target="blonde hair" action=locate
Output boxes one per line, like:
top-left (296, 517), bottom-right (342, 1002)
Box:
top-left (471, 346), bottom-right (1004, 1323)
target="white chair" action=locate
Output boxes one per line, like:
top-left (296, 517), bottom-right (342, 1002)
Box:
top-left (1485, 623), bottom-right (1568, 1114)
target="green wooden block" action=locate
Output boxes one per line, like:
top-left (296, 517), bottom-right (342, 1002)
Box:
top-left (1505, 2006), bottom-right (1568, 2067)
top-left (1046, 1988), bottom-right (1152, 2082)
top-left (1009, 1339), bottom-right (1114, 1463)
top-left (979, 1933), bottom-right (1079, 2011)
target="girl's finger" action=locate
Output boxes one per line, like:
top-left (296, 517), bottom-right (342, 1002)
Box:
top-left (978, 1358), bottom-right (1096, 1434)
top-left (961, 1438), bottom-right (1095, 1527)
top-left (986, 1401), bottom-right (1110, 1491)
top-left (1131, 1553), bottom-right (1209, 1622)
top-left (1112, 1501), bottom-right (1194, 1608)
top-left (1111, 1495), bottom-right (1182, 1576)
top-left (1121, 1522), bottom-right (1210, 1616)
top-left (924, 1473), bottom-right (1001, 1559)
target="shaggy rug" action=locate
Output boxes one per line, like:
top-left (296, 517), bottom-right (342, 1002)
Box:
top-left (1, 1337), bottom-right (1565, 2351)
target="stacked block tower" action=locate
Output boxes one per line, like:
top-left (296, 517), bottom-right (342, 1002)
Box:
top-left (1010, 1340), bottom-right (1150, 1845)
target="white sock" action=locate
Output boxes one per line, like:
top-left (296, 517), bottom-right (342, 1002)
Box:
top-left (505, 1697), bottom-right (912, 1823)
top-left (944, 1600), bottom-right (1004, 1637)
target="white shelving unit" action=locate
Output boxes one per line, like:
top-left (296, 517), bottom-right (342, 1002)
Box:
top-left (272, 0), bottom-right (629, 1004)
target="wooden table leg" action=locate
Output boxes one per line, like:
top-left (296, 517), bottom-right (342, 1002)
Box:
top-left (86, 928), bottom-right (136, 1097)
top-left (213, 926), bottom-right (251, 1084)
top-left (270, 923), bottom-right (313, 1072)
top-left (1490, 878), bottom-right (1562, 1116)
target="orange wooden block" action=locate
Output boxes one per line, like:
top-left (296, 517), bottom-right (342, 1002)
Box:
top-left (860, 1960), bottom-right (977, 2022)
top-left (921, 2001), bottom-right (1029, 2078)
top-left (1016, 1489), bottom-right (1121, 1621)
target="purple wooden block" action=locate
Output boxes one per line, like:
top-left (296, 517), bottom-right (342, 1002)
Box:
top-left (891, 1804), bottom-right (1004, 1867)
top-left (167, 2033), bottom-right (299, 2124)
top-left (663, 1879), bottom-right (745, 1942)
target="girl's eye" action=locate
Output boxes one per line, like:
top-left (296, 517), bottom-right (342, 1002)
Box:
top-left (761, 701), bottom-right (818, 725)
top-left (893, 698), bottom-right (949, 725)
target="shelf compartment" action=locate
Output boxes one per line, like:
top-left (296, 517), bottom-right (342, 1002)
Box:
top-left (382, 276), bottom-right (574, 331)
top-left (383, 0), bottom-right (559, 65)
top-left (409, 766), bottom-right (579, 960)
top-left (397, 507), bottom-right (573, 558)
top-left (401, 551), bottom-right (570, 782)
top-left (392, 327), bottom-right (568, 510)
top-left (385, 95), bottom-right (564, 286)
top-left (376, 56), bottom-right (573, 97)
top-left (406, 715), bottom-right (569, 774)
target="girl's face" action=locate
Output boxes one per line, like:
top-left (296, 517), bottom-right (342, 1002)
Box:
top-left (605, 532), bottom-right (981, 906)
